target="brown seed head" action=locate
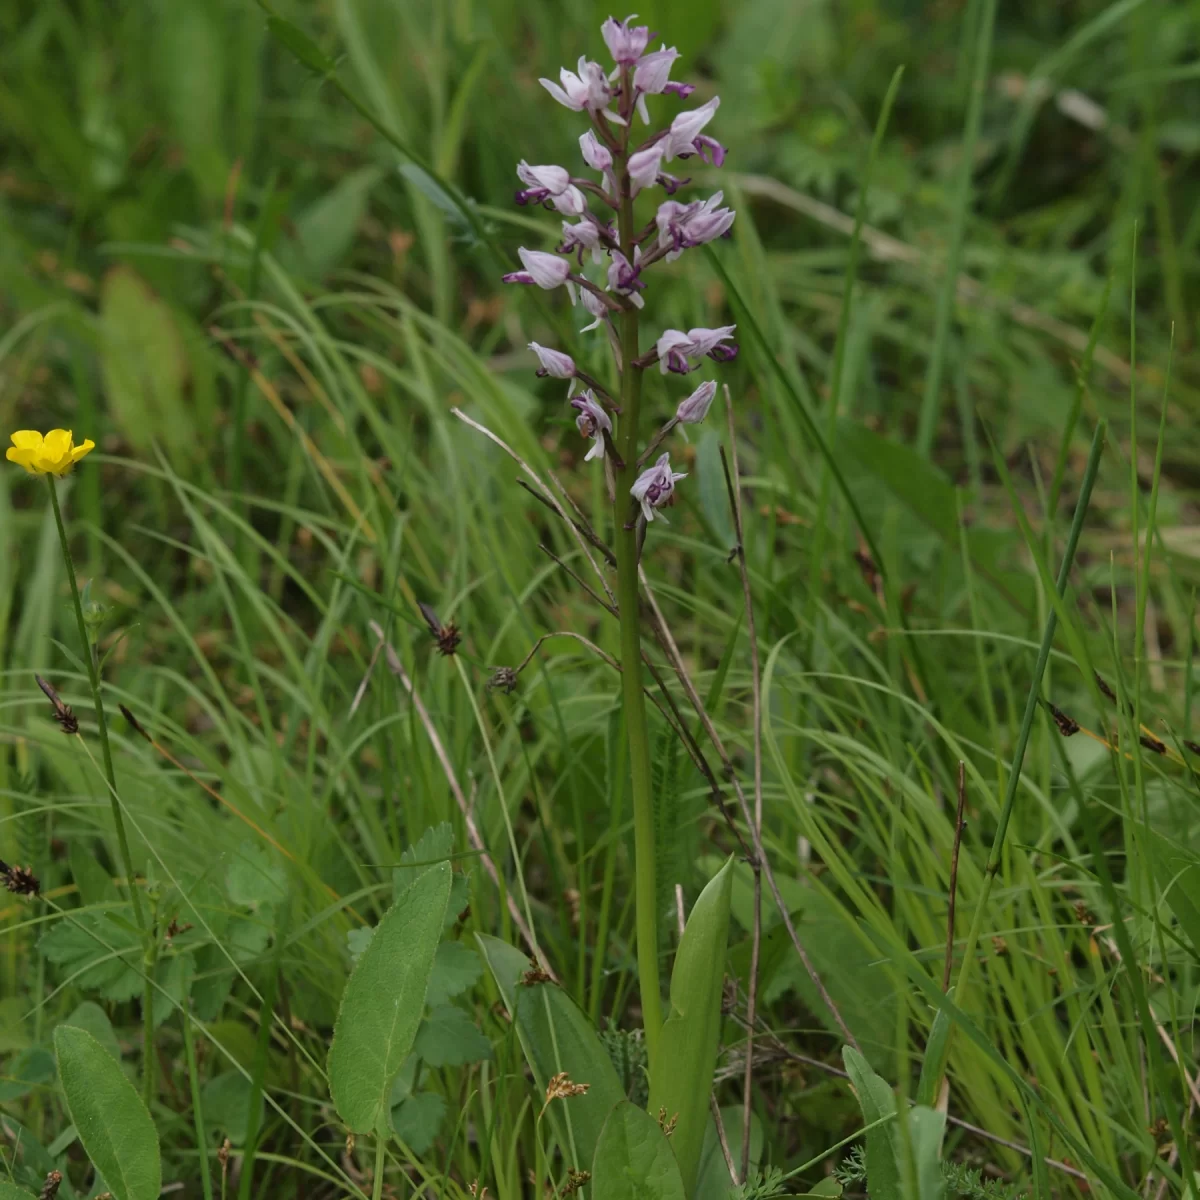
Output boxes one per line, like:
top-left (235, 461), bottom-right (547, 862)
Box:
top-left (39, 1170), bottom-right (63, 1200)
top-left (657, 1106), bottom-right (678, 1137)
top-left (36, 675), bottom-right (78, 735)
top-left (488, 667), bottom-right (518, 694)
top-left (561, 1169), bottom-right (591, 1196)
top-left (1, 859), bottom-right (40, 897)
top-left (520, 959), bottom-right (553, 986)
top-left (1049, 703), bottom-right (1079, 737)
top-left (541, 1071), bottom-right (589, 1115)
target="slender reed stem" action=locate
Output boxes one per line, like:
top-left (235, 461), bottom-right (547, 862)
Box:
top-left (611, 130), bottom-right (662, 1070)
top-left (46, 477), bottom-right (144, 932)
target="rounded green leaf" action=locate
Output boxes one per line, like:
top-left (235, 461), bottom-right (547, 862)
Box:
top-left (53, 1025), bottom-right (161, 1200)
top-left (0, 1184), bottom-right (38, 1200)
top-left (590, 1100), bottom-right (686, 1200)
top-left (328, 861), bottom-right (452, 1133)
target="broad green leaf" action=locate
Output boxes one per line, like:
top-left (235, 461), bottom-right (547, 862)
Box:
top-left (393, 824), bottom-right (454, 899)
top-left (69, 843), bottom-right (118, 907)
top-left (590, 1100), bottom-right (686, 1200)
top-left (843, 1046), bottom-right (900, 1200)
top-left (265, 15), bottom-right (334, 74)
top-left (202, 1072), bottom-right (262, 1146)
top-left (288, 166), bottom-right (382, 280)
top-left (225, 840), bottom-right (287, 908)
top-left (647, 856), bottom-right (734, 1199)
top-left (1148, 831), bottom-right (1200, 959)
top-left (723, 864), bottom-right (897, 1073)
top-left (98, 267), bottom-right (193, 456)
top-left (391, 1091), bottom-right (446, 1154)
top-left (478, 934), bottom-right (625, 1173)
top-left (54, 1025), bottom-right (161, 1200)
top-left (426, 939), bottom-right (482, 1006)
top-left (40, 910), bottom-right (141, 1002)
top-left (413, 1004), bottom-right (491, 1067)
top-left (908, 1106), bottom-right (946, 1200)
top-left (328, 862), bottom-right (451, 1133)
top-left (155, 0), bottom-right (227, 196)
top-left (0, 1047), bottom-right (54, 1102)
top-left (0, 1184), bottom-right (37, 1200)
top-left (62, 1001), bottom-right (121, 1062)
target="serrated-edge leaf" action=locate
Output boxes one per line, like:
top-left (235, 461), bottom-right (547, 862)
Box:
top-left (54, 1025), bottom-right (161, 1200)
top-left (328, 862), bottom-right (451, 1133)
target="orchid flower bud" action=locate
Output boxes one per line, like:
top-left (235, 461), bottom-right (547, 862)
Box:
top-left (675, 380), bottom-right (717, 424)
top-left (503, 248), bottom-right (572, 291)
top-left (601, 15), bottom-right (650, 64)
top-left (630, 452), bottom-right (687, 522)
top-left (571, 391), bottom-right (613, 461)
top-left (529, 342), bottom-right (577, 382)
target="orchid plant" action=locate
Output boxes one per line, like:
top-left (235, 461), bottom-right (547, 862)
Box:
top-left (496, 13), bottom-right (741, 1175)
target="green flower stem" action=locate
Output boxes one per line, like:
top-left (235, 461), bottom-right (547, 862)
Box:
top-left (371, 1131), bottom-right (387, 1200)
top-left (48, 476), bottom-right (156, 1103)
top-left (613, 165), bottom-right (662, 1071)
top-left (46, 477), bottom-right (145, 932)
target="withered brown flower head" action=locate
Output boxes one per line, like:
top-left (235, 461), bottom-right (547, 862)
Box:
top-left (419, 602), bottom-right (462, 656)
top-left (541, 1071), bottom-right (590, 1116)
top-left (1, 858), bottom-right (40, 897)
top-left (36, 675), bottom-right (78, 735)
top-left (488, 667), bottom-right (518, 694)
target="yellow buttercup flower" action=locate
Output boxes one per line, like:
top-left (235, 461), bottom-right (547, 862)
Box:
top-left (6, 429), bottom-right (95, 476)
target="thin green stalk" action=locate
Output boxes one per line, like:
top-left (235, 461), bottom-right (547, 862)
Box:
top-left (612, 145), bottom-right (662, 1071)
top-left (371, 1133), bottom-right (386, 1200)
top-left (182, 972), bottom-right (215, 1200)
top-left (46, 478), bottom-right (144, 932)
top-left (952, 421), bottom-right (1106, 1017)
top-left (48, 475), bottom-right (156, 1103)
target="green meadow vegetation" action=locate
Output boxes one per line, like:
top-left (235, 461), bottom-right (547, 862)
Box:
top-left (1, 1), bottom-right (1199, 1198)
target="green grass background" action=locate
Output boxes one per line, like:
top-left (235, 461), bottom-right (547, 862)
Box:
top-left (2, 0), bottom-right (1199, 1196)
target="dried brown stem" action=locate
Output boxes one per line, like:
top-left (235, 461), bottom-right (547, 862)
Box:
top-left (368, 621), bottom-right (548, 974)
top-left (709, 1095), bottom-right (739, 1186)
top-left (718, 396), bottom-right (764, 1184)
top-left (636, 566), bottom-right (860, 1052)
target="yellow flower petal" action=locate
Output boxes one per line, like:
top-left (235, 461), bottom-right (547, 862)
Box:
top-left (5, 447), bottom-right (40, 474)
top-left (69, 439), bottom-right (96, 464)
top-left (9, 430), bottom-right (44, 451)
top-left (42, 429), bottom-right (72, 459)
